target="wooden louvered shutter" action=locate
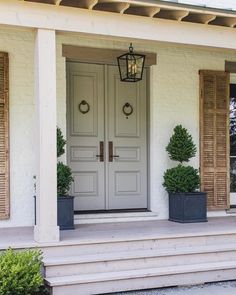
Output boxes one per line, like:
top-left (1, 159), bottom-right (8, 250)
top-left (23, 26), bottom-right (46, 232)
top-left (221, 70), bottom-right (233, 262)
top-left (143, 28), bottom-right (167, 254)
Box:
top-left (0, 52), bottom-right (9, 219)
top-left (200, 70), bottom-right (230, 210)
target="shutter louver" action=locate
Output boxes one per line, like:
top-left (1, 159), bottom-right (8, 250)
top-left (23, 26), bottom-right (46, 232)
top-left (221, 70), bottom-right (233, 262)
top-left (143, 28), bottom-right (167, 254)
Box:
top-left (200, 70), bottom-right (230, 210)
top-left (0, 52), bottom-right (9, 219)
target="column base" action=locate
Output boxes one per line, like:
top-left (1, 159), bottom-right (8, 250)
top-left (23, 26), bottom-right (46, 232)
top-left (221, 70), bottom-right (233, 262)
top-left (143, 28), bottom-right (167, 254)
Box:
top-left (34, 225), bottom-right (60, 243)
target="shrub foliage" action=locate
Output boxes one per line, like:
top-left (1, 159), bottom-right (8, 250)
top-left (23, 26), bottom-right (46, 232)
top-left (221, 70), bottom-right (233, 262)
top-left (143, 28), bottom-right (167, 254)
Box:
top-left (57, 162), bottom-right (74, 196)
top-left (57, 127), bottom-right (66, 158)
top-left (0, 249), bottom-right (44, 295)
top-left (57, 127), bottom-right (74, 196)
top-left (163, 125), bottom-right (200, 193)
top-left (163, 164), bottom-right (200, 193)
top-left (166, 125), bottom-right (197, 163)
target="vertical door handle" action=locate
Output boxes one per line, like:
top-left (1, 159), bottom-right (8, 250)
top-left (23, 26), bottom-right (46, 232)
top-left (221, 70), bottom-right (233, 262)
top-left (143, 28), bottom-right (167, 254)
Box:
top-left (96, 141), bottom-right (104, 162)
top-left (109, 141), bottom-right (119, 162)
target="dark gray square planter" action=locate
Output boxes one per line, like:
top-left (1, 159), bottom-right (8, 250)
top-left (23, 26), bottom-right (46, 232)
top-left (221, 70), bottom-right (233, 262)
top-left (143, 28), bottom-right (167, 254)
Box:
top-left (57, 196), bottom-right (75, 230)
top-left (169, 192), bottom-right (207, 223)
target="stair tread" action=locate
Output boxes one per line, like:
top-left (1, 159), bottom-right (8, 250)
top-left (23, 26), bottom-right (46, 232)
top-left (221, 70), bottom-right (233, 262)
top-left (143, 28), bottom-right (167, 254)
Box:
top-left (46, 260), bottom-right (236, 286)
top-left (43, 243), bottom-right (236, 266)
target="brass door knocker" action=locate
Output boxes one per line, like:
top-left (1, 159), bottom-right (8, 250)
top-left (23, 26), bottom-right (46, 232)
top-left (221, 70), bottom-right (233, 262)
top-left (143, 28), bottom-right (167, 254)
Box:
top-left (79, 100), bottom-right (90, 114)
top-left (122, 102), bottom-right (133, 118)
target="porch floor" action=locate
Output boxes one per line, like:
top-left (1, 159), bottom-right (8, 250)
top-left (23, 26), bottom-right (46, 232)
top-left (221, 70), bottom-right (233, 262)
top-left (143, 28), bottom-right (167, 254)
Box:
top-left (1, 216), bottom-right (236, 250)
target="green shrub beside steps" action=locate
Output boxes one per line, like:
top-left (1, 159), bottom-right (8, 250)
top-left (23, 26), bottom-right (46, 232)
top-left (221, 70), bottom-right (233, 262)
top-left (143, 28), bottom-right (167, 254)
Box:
top-left (0, 248), bottom-right (44, 295)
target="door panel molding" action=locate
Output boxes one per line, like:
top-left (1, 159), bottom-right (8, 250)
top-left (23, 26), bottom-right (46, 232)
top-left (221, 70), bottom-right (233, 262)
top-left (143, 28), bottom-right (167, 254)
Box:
top-left (70, 146), bottom-right (98, 162)
top-left (114, 146), bottom-right (141, 162)
top-left (114, 75), bottom-right (140, 138)
top-left (70, 71), bottom-right (98, 137)
top-left (115, 171), bottom-right (141, 195)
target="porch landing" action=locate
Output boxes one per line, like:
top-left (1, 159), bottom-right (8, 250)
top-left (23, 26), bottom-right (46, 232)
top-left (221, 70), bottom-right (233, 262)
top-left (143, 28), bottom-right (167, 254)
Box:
top-left (2, 217), bottom-right (236, 294)
top-left (1, 216), bottom-right (236, 250)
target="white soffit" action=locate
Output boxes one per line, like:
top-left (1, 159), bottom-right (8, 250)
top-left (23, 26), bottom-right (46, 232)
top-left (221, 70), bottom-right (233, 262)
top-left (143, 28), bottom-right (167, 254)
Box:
top-left (20, 0), bottom-right (236, 28)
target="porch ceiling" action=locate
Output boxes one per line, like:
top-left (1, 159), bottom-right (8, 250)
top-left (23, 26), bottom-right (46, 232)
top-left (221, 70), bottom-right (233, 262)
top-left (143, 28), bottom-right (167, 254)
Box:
top-left (21, 0), bottom-right (236, 28)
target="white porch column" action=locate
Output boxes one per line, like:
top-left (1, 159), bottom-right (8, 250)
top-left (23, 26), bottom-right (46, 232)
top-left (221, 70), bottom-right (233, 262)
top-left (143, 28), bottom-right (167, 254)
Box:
top-left (34, 28), bottom-right (60, 243)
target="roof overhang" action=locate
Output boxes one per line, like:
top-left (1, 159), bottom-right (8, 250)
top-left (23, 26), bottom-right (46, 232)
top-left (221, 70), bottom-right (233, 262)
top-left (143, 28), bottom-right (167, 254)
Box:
top-left (20, 0), bottom-right (236, 28)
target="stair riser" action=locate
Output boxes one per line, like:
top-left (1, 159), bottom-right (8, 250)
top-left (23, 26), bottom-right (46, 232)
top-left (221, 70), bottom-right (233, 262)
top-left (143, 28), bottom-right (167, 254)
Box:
top-left (50, 268), bottom-right (236, 295)
top-left (45, 250), bottom-right (236, 277)
top-left (42, 233), bottom-right (236, 257)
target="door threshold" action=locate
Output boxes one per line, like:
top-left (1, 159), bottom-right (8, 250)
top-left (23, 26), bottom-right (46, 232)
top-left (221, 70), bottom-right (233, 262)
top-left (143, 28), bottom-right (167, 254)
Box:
top-left (75, 209), bottom-right (149, 214)
top-left (74, 211), bottom-right (159, 224)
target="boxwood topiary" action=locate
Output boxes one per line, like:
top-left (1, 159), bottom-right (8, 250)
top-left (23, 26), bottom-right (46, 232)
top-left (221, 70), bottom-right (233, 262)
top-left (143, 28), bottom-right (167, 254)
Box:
top-left (57, 127), bottom-right (74, 197)
top-left (163, 164), bottom-right (200, 193)
top-left (57, 161), bottom-right (74, 196)
top-left (57, 127), bottom-right (66, 158)
top-left (166, 125), bottom-right (197, 163)
top-left (163, 125), bottom-right (200, 193)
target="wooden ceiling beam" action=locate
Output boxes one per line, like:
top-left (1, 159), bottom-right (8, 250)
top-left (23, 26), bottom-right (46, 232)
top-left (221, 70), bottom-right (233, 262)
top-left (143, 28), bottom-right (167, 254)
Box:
top-left (155, 9), bottom-right (189, 21)
top-left (125, 6), bottom-right (160, 18)
top-left (54, 0), bottom-right (62, 5)
top-left (210, 16), bottom-right (236, 28)
top-left (183, 13), bottom-right (216, 24)
top-left (94, 2), bottom-right (130, 14)
top-left (60, 0), bottom-right (98, 9)
top-left (24, 0), bottom-right (54, 3)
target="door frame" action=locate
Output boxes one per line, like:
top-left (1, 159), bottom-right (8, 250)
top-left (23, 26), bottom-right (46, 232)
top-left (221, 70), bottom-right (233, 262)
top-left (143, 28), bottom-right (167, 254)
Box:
top-left (65, 56), bottom-right (151, 213)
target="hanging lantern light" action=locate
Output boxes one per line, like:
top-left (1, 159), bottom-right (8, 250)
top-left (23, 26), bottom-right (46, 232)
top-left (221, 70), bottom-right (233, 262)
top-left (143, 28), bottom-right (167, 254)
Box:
top-left (117, 43), bottom-right (146, 82)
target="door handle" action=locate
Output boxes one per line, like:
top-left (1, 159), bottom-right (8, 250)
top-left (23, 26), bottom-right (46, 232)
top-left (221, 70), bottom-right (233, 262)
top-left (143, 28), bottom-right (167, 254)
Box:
top-left (96, 141), bottom-right (104, 162)
top-left (109, 141), bottom-right (119, 162)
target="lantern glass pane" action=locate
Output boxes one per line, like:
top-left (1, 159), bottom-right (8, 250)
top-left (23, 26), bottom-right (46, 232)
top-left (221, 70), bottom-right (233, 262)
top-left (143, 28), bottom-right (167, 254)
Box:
top-left (118, 50), bottom-right (145, 82)
top-left (136, 56), bottom-right (145, 77)
top-left (118, 56), bottom-right (128, 81)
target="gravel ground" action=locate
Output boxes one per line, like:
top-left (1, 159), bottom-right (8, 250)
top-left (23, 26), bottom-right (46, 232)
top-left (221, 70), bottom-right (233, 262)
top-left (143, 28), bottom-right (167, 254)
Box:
top-left (113, 281), bottom-right (236, 295)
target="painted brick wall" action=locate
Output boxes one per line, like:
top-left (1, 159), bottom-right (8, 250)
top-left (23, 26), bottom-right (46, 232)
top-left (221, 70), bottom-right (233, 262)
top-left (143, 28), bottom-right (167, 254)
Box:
top-left (0, 28), bottom-right (35, 227)
top-left (1, 27), bottom-right (236, 227)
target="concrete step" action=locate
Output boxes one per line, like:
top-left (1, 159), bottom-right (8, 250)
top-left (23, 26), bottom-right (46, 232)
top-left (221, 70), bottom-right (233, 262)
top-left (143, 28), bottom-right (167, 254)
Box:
top-left (46, 260), bottom-right (236, 295)
top-left (44, 243), bottom-right (236, 277)
top-left (42, 232), bottom-right (236, 257)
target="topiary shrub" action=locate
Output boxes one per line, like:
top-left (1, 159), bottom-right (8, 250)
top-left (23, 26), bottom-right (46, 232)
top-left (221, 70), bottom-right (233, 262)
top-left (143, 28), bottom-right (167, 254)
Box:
top-left (57, 127), bottom-right (74, 197)
top-left (57, 127), bottom-right (66, 158)
top-left (163, 125), bottom-right (200, 193)
top-left (163, 164), bottom-right (200, 193)
top-left (57, 162), bottom-right (74, 196)
top-left (0, 249), bottom-right (44, 295)
top-left (166, 125), bottom-right (197, 163)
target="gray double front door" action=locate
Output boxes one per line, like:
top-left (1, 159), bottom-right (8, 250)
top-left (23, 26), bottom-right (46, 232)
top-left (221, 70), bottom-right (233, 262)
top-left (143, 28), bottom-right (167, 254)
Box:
top-left (67, 62), bottom-right (147, 211)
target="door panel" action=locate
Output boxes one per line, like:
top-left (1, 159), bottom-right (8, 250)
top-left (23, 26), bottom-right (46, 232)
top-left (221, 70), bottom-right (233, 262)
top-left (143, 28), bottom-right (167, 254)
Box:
top-left (67, 62), bottom-right (105, 210)
top-left (107, 66), bottom-right (147, 210)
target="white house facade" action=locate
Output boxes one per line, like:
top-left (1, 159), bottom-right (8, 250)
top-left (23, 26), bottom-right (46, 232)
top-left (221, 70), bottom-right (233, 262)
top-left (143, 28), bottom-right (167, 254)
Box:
top-left (1, 0), bottom-right (236, 293)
